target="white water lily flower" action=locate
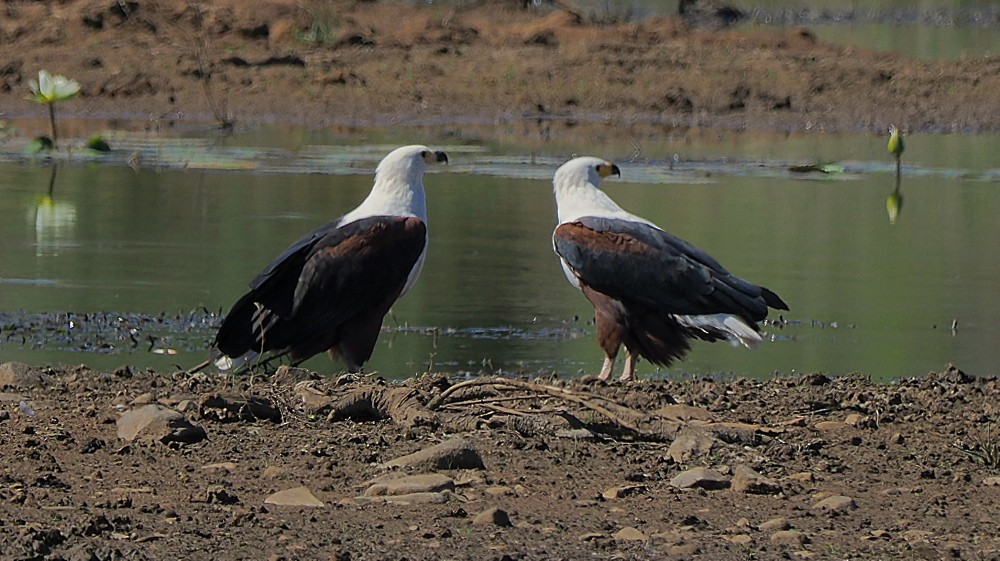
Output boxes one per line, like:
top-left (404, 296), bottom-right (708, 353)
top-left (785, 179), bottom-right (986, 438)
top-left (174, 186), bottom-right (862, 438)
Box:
top-left (26, 70), bottom-right (80, 103)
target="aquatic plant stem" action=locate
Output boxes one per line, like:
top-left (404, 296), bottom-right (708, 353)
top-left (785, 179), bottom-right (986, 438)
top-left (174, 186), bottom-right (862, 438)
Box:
top-left (48, 102), bottom-right (58, 144)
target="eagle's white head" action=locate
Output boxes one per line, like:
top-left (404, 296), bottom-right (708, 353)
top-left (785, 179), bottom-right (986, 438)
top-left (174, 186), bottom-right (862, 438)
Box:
top-left (552, 156), bottom-right (652, 226)
top-left (346, 145), bottom-right (448, 223)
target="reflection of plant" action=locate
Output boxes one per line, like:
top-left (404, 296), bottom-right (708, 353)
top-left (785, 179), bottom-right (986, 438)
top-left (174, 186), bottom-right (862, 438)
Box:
top-left (25, 70), bottom-right (80, 145)
top-left (886, 185), bottom-right (903, 225)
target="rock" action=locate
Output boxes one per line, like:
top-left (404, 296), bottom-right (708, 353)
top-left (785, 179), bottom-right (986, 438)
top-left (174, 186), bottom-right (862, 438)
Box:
top-left (770, 530), bottom-right (809, 545)
top-left (264, 486), bottom-right (324, 507)
top-left (669, 467), bottom-right (730, 490)
top-left (200, 461), bottom-right (237, 472)
top-left (844, 413), bottom-right (865, 426)
top-left (812, 495), bottom-right (857, 514)
top-left (359, 491), bottom-right (451, 505)
top-left (131, 392), bottom-right (155, 405)
top-left (760, 517), bottom-right (791, 531)
top-left (472, 507), bottom-right (512, 527)
top-left (602, 484), bottom-right (648, 500)
top-left (199, 393), bottom-right (281, 423)
top-left (728, 534), bottom-right (752, 545)
top-left (668, 543), bottom-right (701, 556)
top-left (485, 485), bottom-right (516, 497)
top-left (667, 427), bottom-right (717, 463)
top-left (814, 420), bottom-right (845, 431)
top-left (786, 472), bottom-right (816, 483)
top-left (364, 473), bottom-right (455, 496)
top-left (730, 465), bottom-right (781, 495)
top-left (0, 392), bottom-right (27, 402)
top-left (983, 476), bottom-right (1000, 486)
top-left (379, 438), bottom-right (485, 471)
top-left (613, 526), bottom-right (648, 541)
top-left (116, 404), bottom-right (206, 445)
top-left (0, 362), bottom-right (47, 389)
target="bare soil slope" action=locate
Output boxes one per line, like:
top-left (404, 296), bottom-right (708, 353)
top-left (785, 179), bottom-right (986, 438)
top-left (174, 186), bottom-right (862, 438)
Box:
top-left (2, 0), bottom-right (998, 132)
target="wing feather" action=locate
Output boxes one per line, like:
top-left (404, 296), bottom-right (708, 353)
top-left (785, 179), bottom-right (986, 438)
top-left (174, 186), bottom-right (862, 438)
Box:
top-left (553, 217), bottom-right (786, 321)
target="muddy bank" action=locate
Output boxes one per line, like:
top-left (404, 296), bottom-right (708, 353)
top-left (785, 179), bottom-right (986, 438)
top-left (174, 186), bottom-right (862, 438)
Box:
top-left (1, 0), bottom-right (999, 134)
top-left (2, 361), bottom-right (999, 559)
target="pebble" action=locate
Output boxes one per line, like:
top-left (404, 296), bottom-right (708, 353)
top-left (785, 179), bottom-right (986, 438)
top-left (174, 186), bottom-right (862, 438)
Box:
top-left (613, 526), bottom-right (648, 542)
top-left (116, 404), bottom-right (206, 445)
top-left (814, 420), bottom-right (846, 431)
top-left (760, 517), bottom-right (791, 531)
top-left (264, 486), bottom-right (324, 507)
top-left (983, 476), bottom-right (1000, 486)
top-left (728, 534), bottom-right (752, 545)
top-left (811, 495), bottom-right (858, 514)
top-left (669, 466), bottom-right (731, 490)
top-left (730, 465), bottom-right (782, 495)
top-left (602, 484), bottom-right (648, 500)
top-left (667, 427), bottom-right (717, 463)
top-left (0, 362), bottom-right (48, 389)
top-left (472, 507), bottom-right (512, 527)
top-left (364, 473), bottom-right (455, 496)
top-left (379, 438), bottom-right (485, 471)
top-left (770, 530), bottom-right (809, 545)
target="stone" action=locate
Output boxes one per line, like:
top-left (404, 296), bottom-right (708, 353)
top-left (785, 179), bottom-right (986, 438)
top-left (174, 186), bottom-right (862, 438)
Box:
top-left (116, 404), bottom-right (206, 445)
top-left (770, 530), bottom-right (809, 545)
top-left (602, 484), bottom-right (647, 500)
top-left (844, 413), bottom-right (865, 426)
top-left (760, 517), bottom-right (791, 531)
top-left (380, 438), bottom-right (485, 471)
top-left (613, 526), bottom-right (648, 541)
top-left (200, 462), bottom-right (237, 472)
top-left (728, 534), bottom-right (752, 545)
top-left (812, 495), bottom-right (857, 514)
top-left (472, 507), bottom-right (512, 527)
top-left (668, 543), bottom-right (701, 556)
top-left (786, 472), bottom-right (816, 483)
top-left (264, 486), bottom-right (324, 507)
top-left (814, 420), bottom-right (846, 431)
top-left (364, 473), bottom-right (455, 496)
top-left (670, 467), bottom-right (730, 490)
top-left (485, 485), bottom-right (515, 497)
top-left (359, 491), bottom-right (451, 505)
top-left (0, 362), bottom-right (48, 389)
top-left (667, 427), bottom-right (717, 463)
top-left (730, 465), bottom-right (782, 495)
top-left (983, 476), bottom-right (1000, 486)
top-left (131, 392), bottom-right (155, 405)
top-left (555, 428), bottom-right (597, 440)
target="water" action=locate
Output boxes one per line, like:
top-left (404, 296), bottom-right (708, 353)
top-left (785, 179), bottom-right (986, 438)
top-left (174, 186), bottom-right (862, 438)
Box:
top-left (0, 121), bottom-right (997, 380)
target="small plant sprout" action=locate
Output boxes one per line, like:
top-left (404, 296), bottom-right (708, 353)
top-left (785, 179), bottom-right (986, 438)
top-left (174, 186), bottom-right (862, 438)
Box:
top-left (887, 124), bottom-right (904, 176)
top-left (26, 70), bottom-right (81, 145)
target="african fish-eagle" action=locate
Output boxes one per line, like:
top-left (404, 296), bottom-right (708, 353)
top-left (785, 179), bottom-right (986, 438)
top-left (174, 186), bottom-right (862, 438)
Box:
top-left (210, 145), bottom-right (448, 373)
top-left (551, 156), bottom-right (788, 381)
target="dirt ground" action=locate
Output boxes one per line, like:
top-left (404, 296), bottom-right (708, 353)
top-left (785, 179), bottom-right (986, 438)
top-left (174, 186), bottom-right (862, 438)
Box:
top-left (3, 1), bottom-right (1000, 560)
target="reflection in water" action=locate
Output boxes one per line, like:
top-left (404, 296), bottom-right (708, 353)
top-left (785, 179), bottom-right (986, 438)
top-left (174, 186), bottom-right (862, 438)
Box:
top-left (886, 174), bottom-right (904, 225)
top-left (28, 166), bottom-right (76, 256)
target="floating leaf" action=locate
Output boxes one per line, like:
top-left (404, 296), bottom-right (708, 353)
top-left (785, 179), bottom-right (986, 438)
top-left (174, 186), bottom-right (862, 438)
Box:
top-left (87, 135), bottom-right (112, 152)
top-left (789, 162), bottom-right (844, 174)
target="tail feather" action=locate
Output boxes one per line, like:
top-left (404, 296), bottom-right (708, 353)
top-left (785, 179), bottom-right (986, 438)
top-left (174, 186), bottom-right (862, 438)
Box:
top-left (674, 313), bottom-right (764, 348)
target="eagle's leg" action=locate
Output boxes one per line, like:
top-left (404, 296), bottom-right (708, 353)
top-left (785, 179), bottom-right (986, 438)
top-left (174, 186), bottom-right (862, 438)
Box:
top-left (621, 348), bottom-right (639, 381)
top-left (597, 355), bottom-right (616, 381)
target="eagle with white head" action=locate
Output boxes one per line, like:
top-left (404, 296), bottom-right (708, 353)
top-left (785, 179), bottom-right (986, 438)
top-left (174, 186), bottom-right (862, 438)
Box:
top-left (210, 145), bottom-right (448, 373)
top-left (551, 156), bottom-right (788, 381)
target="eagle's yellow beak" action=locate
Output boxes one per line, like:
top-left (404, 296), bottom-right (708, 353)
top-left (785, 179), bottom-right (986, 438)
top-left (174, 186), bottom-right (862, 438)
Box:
top-left (597, 162), bottom-right (621, 178)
